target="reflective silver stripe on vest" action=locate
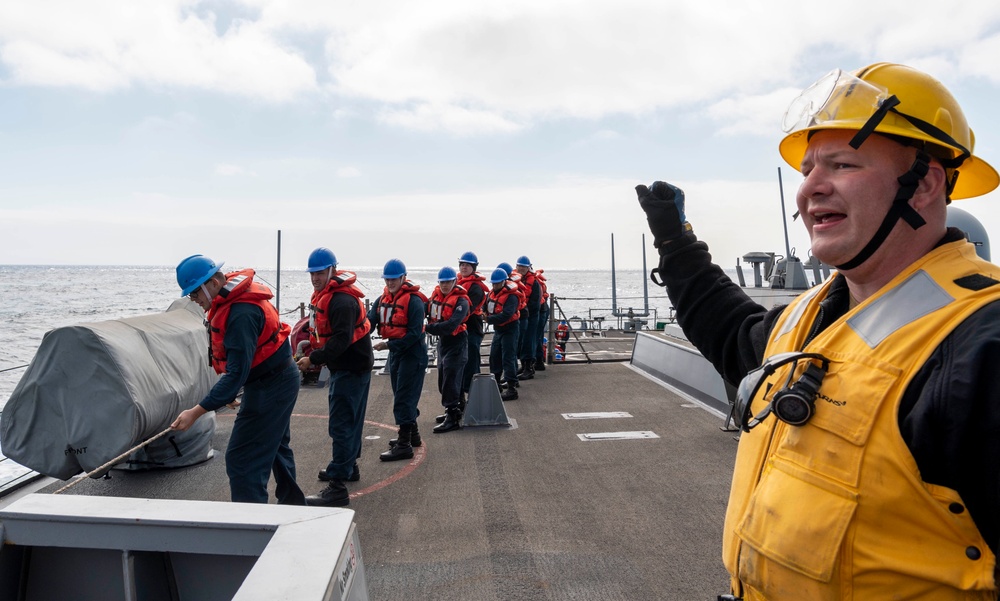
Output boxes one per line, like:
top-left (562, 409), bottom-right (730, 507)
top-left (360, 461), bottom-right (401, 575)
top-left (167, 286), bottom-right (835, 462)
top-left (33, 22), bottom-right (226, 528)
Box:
top-left (847, 270), bottom-right (954, 349)
top-left (772, 285), bottom-right (825, 343)
top-left (218, 274), bottom-right (246, 298)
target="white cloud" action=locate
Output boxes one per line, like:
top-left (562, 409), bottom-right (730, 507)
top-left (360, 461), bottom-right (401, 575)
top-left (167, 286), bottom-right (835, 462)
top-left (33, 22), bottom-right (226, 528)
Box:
top-left (215, 163), bottom-right (257, 177)
top-left (957, 33), bottom-right (1000, 84)
top-left (378, 103), bottom-right (522, 135)
top-left (706, 88), bottom-right (801, 137)
top-left (0, 1), bottom-right (317, 101)
top-left (3, 1), bottom-right (1000, 133)
top-left (335, 166), bottom-right (361, 178)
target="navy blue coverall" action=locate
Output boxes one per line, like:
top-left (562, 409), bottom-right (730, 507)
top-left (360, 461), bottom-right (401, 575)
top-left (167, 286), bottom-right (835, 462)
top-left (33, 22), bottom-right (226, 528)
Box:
top-left (308, 292), bottom-right (374, 482)
top-left (200, 303), bottom-right (305, 505)
top-left (426, 295), bottom-right (470, 411)
top-left (368, 294), bottom-right (428, 425)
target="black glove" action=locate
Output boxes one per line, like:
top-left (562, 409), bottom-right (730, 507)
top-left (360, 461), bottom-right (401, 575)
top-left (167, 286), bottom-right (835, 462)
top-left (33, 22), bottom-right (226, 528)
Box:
top-left (636, 181), bottom-right (688, 247)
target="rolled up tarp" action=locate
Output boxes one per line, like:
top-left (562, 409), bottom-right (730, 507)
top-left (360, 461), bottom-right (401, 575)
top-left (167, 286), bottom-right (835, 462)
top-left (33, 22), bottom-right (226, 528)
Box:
top-left (0, 299), bottom-right (219, 479)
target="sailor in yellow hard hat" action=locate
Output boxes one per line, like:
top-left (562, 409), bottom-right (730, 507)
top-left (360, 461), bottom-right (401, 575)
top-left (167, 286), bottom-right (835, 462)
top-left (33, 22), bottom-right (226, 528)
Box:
top-left (637, 63), bottom-right (1000, 599)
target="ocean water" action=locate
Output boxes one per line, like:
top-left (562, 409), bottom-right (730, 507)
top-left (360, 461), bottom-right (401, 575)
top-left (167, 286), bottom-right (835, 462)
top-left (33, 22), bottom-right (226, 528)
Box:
top-left (0, 265), bottom-right (680, 407)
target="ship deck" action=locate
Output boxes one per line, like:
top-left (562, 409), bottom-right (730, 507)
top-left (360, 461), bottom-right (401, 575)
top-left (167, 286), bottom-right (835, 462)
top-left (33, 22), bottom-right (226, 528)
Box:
top-left (18, 355), bottom-right (736, 600)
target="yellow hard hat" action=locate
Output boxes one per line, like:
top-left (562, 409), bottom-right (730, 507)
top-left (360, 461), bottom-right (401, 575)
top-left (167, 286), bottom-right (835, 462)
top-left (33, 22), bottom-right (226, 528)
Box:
top-left (779, 63), bottom-right (999, 200)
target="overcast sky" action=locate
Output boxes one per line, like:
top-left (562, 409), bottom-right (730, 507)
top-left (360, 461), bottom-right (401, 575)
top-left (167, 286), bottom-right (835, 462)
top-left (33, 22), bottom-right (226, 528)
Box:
top-left (3, 1), bottom-right (1000, 271)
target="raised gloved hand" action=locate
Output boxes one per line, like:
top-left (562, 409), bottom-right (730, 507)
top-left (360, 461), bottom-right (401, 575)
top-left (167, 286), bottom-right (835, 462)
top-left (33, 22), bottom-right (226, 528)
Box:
top-left (636, 181), bottom-right (688, 247)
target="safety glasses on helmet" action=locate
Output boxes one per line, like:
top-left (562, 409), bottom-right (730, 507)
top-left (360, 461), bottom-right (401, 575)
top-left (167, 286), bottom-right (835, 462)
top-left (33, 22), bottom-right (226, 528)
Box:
top-left (732, 351), bottom-right (830, 433)
top-left (782, 69), bottom-right (970, 168)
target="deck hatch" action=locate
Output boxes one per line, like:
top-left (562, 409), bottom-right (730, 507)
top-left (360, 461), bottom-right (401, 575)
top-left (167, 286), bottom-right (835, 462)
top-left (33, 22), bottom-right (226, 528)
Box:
top-left (577, 431), bottom-right (659, 441)
top-left (562, 412), bottom-right (633, 419)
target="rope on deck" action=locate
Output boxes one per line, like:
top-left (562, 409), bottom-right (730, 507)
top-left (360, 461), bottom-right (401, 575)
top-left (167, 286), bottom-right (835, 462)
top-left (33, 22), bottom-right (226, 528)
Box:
top-left (52, 427), bottom-right (176, 495)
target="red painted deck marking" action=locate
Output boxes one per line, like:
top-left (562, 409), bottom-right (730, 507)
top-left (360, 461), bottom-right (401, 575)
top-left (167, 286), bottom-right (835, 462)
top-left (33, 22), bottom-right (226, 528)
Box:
top-left (219, 412), bottom-right (427, 499)
top-left (348, 419), bottom-right (427, 499)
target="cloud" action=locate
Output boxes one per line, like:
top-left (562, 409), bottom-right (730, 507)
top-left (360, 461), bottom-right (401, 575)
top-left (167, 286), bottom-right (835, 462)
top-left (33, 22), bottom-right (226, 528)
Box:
top-left (215, 163), bottom-right (257, 177)
top-left (0, 1), bottom-right (317, 101)
top-left (335, 166), bottom-right (361, 178)
top-left (378, 103), bottom-right (522, 135)
top-left (706, 88), bottom-right (802, 138)
top-left (3, 1), bottom-right (1000, 134)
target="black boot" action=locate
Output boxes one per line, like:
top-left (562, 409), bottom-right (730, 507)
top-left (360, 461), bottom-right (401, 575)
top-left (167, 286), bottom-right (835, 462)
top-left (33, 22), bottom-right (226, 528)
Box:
top-left (535, 359), bottom-right (546, 371)
top-left (389, 423), bottom-right (422, 448)
top-left (305, 479), bottom-right (349, 507)
top-left (501, 386), bottom-right (519, 401)
top-left (436, 393), bottom-right (468, 423)
top-left (318, 463), bottom-right (359, 482)
top-left (433, 408), bottom-right (463, 433)
top-left (519, 360), bottom-right (534, 380)
top-left (381, 424), bottom-right (414, 461)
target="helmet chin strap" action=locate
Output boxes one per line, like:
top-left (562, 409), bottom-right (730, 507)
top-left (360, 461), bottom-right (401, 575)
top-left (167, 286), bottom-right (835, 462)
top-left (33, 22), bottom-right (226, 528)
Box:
top-left (835, 100), bottom-right (934, 271)
top-left (834, 150), bottom-right (930, 271)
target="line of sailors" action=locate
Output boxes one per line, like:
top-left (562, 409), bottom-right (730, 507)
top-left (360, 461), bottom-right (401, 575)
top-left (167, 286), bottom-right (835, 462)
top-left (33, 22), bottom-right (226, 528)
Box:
top-left (173, 248), bottom-right (550, 508)
top-left (297, 248), bottom-right (548, 506)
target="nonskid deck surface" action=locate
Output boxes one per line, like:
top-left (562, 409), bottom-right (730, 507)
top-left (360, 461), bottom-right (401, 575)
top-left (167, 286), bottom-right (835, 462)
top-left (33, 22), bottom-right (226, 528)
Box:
top-left (44, 361), bottom-right (736, 600)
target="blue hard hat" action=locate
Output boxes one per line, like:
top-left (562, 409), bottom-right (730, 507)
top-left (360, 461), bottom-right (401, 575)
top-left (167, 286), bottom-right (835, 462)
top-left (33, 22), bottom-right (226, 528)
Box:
top-left (458, 251), bottom-right (479, 265)
top-left (497, 262), bottom-right (513, 276)
top-left (306, 247), bottom-right (337, 272)
top-left (490, 268), bottom-right (508, 284)
top-left (176, 254), bottom-right (224, 297)
top-left (382, 258), bottom-right (407, 279)
top-left (437, 266), bottom-right (457, 282)
top-left (516, 255), bottom-right (531, 267)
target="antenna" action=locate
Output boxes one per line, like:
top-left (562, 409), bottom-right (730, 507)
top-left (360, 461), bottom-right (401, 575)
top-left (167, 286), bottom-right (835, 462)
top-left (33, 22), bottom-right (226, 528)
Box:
top-left (276, 229), bottom-right (282, 313)
top-left (611, 233), bottom-right (618, 313)
top-left (777, 167), bottom-right (793, 258)
top-left (641, 233), bottom-right (649, 314)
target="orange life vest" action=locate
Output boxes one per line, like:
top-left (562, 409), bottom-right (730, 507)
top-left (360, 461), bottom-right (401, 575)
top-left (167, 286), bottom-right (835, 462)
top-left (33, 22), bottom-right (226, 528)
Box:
top-left (376, 281), bottom-right (428, 340)
top-left (535, 269), bottom-right (549, 304)
top-left (428, 284), bottom-right (469, 335)
top-left (309, 270), bottom-right (371, 348)
top-left (207, 269), bottom-right (290, 375)
top-left (487, 282), bottom-right (520, 327)
top-left (555, 321), bottom-right (569, 342)
top-left (457, 272), bottom-right (490, 316)
top-left (508, 273), bottom-right (528, 310)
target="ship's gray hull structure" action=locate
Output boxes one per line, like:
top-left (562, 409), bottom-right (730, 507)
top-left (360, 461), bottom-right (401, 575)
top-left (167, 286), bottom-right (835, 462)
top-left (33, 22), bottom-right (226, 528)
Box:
top-left (0, 494), bottom-right (368, 601)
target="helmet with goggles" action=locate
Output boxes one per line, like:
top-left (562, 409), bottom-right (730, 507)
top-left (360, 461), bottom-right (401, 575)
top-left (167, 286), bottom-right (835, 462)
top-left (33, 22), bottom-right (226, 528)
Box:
top-left (779, 63), bottom-right (998, 200)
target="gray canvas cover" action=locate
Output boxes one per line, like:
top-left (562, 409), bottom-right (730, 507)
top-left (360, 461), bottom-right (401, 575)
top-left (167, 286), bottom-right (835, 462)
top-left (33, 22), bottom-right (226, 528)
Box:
top-left (0, 299), bottom-right (219, 479)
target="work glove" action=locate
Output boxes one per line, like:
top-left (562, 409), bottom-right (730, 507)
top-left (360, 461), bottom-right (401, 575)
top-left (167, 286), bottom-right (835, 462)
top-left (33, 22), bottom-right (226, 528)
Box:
top-left (636, 181), bottom-right (688, 248)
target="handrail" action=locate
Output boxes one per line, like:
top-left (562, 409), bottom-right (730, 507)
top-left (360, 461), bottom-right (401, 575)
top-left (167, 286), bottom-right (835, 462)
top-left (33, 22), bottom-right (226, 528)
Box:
top-left (550, 295), bottom-right (594, 364)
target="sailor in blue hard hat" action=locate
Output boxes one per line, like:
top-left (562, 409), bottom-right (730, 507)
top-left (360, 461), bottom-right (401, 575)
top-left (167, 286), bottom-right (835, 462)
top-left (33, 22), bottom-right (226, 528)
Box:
top-left (426, 266), bottom-right (471, 433)
top-left (514, 256), bottom-right (541, 381)
top-left (176, 254), bottom-right (225, 309)
top-left (485, 267), bottom-right (521, 400)
top-left (299, 247), bottom-right (374, 507)
top-left (367, 259), bottom-right (429, 460)
top-left (171, 254), bottom-right (306, 506)
top-left (455, 251), bottom-right (491, 411)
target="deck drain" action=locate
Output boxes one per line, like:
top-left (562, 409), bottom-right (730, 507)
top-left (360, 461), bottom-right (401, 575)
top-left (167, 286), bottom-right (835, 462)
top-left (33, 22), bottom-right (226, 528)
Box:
top-left (577, 431), bottom-right (659, 441)
top-left (562, 411), bottom-right (633, 419)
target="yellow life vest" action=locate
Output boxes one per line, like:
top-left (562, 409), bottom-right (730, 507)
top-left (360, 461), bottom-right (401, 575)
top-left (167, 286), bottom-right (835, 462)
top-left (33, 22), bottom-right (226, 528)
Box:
top-left (724, 240), bottom-right (999, 600)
